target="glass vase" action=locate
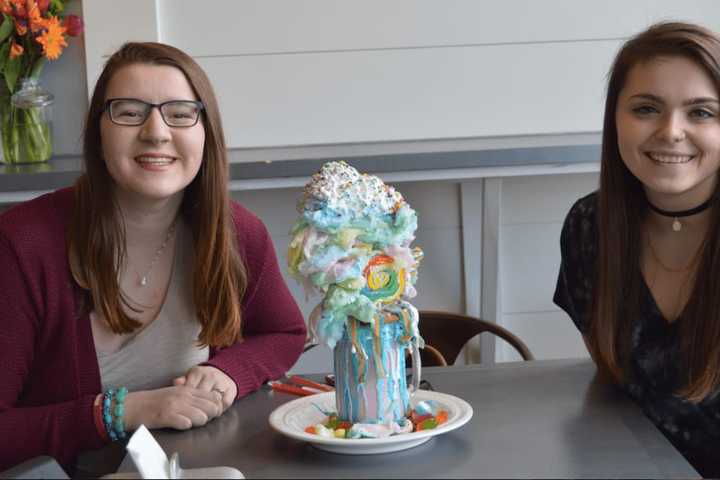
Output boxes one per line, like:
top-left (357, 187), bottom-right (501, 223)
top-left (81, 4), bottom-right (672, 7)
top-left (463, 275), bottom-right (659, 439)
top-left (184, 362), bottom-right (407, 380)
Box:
top-left (0, 78), bottom-right (54, 164)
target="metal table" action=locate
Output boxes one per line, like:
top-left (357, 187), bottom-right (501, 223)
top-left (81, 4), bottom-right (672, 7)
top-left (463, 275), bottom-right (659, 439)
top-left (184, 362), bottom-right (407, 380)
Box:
top-left (78, 359), bottom-right (699, 479)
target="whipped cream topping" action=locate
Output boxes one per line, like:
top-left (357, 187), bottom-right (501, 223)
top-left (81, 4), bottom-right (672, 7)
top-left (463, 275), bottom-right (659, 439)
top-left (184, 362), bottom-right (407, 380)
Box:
top-left (298, 161), bottom-right (403, 216)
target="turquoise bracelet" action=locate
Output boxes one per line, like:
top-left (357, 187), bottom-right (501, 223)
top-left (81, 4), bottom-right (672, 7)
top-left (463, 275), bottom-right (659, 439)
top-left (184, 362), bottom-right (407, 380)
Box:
top-left (114, 386), bottom-right (128, 440)
top-left (102, 386), bottom-right (128, 441)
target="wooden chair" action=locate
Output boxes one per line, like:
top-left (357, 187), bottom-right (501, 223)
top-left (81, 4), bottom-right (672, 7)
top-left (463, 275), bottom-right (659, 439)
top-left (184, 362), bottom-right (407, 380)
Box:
top-left (415, 310), bottom-right (535, 366)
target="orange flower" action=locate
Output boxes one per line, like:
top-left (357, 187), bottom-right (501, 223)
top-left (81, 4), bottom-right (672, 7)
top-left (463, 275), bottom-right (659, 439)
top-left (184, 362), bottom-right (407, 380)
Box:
top-left (26, 0), bottom-right (46, 32)
top-left (35, 16), bottom-right (67, 60)
top-left (0, 0), bottom-right (12, 15)
top-left (9, 0), bottom-right (26, 18)
top-left (14, 18), bottom-right (26, 36)
top-left (9, 40), bottom-right (23, 59)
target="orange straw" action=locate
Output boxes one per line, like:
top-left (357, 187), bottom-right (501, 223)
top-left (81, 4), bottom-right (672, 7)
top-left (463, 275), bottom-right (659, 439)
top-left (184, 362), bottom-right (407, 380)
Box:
top-left (269, 381), bottom-right (321, 397)
top-left (288, 375), bottom-right (334, 392)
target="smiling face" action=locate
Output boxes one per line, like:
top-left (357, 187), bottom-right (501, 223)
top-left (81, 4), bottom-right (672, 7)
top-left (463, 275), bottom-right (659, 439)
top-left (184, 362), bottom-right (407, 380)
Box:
top-left (616, 55), bottom-right (720, 209)
top-left (100, 63), bottom-right (206, 205)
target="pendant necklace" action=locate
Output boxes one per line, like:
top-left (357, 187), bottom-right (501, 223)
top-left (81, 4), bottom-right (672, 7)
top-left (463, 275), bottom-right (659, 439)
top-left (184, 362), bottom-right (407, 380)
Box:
top-left (136, 219), bottom-right (177, 287)
top-left (645, 234), bottom-right (702, 273)
top-left (646, 196), bottom-right (714, 232)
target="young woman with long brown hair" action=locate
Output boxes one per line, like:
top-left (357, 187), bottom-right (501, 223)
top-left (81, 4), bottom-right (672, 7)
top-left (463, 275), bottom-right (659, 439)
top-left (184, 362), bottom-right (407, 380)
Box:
top-left (555, 22), bottom-right (720, 477)
top-left (0, 42), bottom-right (306, 472)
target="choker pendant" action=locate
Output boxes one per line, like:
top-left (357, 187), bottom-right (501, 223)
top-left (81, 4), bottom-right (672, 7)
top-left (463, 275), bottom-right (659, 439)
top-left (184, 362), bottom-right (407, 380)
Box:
top-left (646, 196), bottom-right (714, 233)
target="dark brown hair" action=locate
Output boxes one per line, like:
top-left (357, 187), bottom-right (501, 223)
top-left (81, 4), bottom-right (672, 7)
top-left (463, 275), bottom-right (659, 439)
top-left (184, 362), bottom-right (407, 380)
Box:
top-left (68, 42), bottom-right (247, 347)
top-left (594, 22), bottom-right (720, 401)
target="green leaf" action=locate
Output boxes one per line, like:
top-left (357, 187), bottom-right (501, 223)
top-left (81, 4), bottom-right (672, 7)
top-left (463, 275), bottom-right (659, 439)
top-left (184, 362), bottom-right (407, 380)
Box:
top-left (0, 41), bottom-right (10, 75)
top-left (0, 14), bottom-right (14, 45)
top-left (4, 54), bottom-right (21, 92)
top-left (29, 56), bottom-right (45, 79)
top-left (49, 0), bottom-right (65, 16)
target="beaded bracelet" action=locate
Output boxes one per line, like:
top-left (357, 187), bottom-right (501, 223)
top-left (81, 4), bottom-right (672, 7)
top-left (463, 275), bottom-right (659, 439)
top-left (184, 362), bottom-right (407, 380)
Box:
top-left (102, 387), bottom-right (128, 441)
top-left (114, 387), bottom-right (128, 440)
top-left (102, 389), bottom-right (116, 441)
top-left (93, 394), bottom-right (109, 442)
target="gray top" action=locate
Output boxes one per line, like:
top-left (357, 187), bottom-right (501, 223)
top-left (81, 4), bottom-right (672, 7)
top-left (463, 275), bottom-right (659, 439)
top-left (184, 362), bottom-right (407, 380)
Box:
top-left (78, 359), bottom-right (699, 479)
top-left (96, 222), bottom-right (209, 392)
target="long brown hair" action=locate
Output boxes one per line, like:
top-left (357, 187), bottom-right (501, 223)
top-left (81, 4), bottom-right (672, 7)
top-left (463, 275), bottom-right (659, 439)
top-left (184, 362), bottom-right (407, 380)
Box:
top-left (68, 42), bottom-right (247, 347)
top-left (594, 22), bottom-right (720, 401)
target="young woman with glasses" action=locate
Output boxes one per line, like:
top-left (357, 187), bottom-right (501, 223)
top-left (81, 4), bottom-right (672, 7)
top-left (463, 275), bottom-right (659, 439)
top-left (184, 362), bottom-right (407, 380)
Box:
top-left (0, 42), bottom-right (306, 472)
top-left (555, 22), bottom-right (720, 477)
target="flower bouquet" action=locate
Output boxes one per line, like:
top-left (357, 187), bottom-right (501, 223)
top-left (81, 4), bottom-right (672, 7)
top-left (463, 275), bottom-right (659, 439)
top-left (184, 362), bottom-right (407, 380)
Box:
top-left (0, 0), bottom-right (82, 164)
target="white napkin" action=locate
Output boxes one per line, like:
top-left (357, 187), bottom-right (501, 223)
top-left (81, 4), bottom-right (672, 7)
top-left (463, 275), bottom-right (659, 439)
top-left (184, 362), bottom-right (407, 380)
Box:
top-left (104, 425), bottom-right (244, 479)
top-left (125, 425), bottom-right (172, 478)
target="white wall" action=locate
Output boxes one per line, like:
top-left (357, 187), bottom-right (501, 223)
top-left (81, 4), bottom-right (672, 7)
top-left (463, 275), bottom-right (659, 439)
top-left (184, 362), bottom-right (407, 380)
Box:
top-left (498, 172), bottom-right (599, 362)
top-left (84, 0), bottom-right (720, 153)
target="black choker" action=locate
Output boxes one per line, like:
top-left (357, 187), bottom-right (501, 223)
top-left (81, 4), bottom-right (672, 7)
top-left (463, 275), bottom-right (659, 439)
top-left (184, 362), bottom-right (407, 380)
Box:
top-left (646, 196), bottom-right (715, 231)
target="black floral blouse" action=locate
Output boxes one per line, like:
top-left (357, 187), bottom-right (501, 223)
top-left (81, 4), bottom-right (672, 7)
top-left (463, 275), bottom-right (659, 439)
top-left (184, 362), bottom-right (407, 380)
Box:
top-left (554, 192), bottom-right (720, 478)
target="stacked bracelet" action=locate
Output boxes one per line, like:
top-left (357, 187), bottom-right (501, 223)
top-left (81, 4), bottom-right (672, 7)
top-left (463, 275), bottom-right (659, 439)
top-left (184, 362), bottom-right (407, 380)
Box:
top-left (102, 386), bottom-right (128, 441)
top-left (93, 394), bottom-right (109, 442)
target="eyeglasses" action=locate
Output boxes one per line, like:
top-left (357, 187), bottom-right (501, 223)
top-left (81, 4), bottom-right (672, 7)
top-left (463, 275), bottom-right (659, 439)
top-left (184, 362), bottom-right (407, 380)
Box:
top-left (103, 98), bottom-right (205, 127)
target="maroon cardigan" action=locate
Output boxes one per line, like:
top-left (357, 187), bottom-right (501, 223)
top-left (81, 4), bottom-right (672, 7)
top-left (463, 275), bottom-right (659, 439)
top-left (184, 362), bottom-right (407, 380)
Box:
top-left (0, 188), bottom-right (306, 471)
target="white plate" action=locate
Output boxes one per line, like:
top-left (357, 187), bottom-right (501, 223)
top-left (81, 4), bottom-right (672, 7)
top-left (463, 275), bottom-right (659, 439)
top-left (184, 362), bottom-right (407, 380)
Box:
top-left (268, 390), bottom-right (473, 455)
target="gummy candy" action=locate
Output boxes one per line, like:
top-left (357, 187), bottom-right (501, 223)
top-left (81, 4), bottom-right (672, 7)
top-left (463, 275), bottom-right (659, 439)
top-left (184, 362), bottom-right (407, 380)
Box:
top-left (305, 408), bottom-right (449, 438)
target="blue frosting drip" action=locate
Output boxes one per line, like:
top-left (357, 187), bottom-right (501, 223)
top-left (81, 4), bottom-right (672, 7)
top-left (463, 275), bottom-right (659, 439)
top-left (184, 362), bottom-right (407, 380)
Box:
top-left (333, 318), bottom-right (411, 424)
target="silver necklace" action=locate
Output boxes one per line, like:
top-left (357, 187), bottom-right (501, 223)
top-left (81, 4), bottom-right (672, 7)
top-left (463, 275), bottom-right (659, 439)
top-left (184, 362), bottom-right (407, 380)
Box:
top-left (136, 219), bottom-right (177, 287)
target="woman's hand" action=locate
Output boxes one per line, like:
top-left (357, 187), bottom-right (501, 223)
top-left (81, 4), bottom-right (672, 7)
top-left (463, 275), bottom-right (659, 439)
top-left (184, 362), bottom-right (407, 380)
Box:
top-left (173, 365), bottom-right (238, 412)
top-left (123, 385), bottom-right (224, 431)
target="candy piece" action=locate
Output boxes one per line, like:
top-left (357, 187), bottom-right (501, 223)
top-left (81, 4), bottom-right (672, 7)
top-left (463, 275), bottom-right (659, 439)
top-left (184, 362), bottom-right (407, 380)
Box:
top-left (417, 418), bottom-right (438, 431)
top-left (326, 415), bottom-right (339, 429)
top-left (360, 254), bottom-right (405, 303)
top-left (410, 411), bottom-right (433, 425)
top-left (436, 410), bottom-right (449, 425)
top-left (314, 424), bottom-right (335, 438)
top-left (414, 400), bottom-right (439, 416)
top-left (396, 418), bottom-right (414, 435)
top-left (305, 412), bottom-right (426, 438)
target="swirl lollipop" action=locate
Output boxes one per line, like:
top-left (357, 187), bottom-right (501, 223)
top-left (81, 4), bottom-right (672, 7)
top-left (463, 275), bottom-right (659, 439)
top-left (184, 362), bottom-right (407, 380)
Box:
top-left (361, 254), bottom-right (405, 304)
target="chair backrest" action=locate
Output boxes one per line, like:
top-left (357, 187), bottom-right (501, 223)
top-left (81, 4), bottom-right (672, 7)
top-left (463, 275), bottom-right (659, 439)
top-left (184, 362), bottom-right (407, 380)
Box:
top-left (417, 310), bottom-right (534, 366)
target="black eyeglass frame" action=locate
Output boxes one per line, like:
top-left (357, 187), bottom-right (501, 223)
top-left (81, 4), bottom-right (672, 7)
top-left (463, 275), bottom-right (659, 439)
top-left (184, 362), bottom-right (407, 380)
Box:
top-left (103, 98), bottom-right (205, 127)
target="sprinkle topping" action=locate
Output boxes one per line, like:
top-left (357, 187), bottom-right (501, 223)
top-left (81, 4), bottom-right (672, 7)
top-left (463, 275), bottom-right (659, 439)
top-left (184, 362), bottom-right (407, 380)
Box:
top-left (299, 161), bottom-right (404, 215)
